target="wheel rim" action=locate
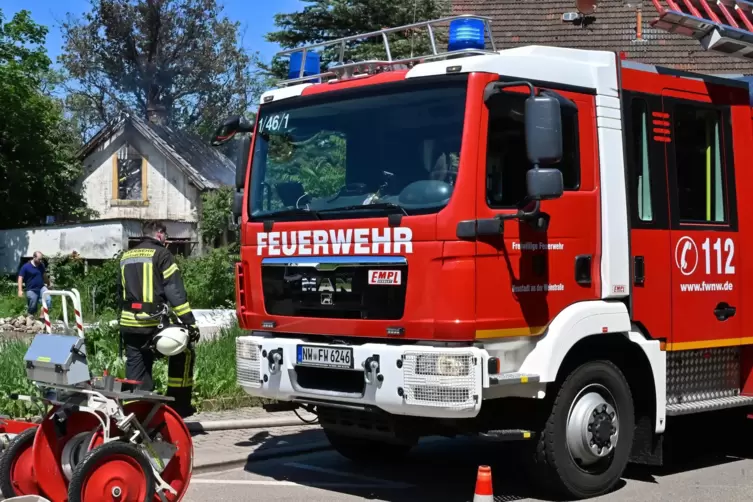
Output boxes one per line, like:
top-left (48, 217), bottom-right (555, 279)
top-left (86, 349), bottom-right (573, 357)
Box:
top-left (10, 440), bottom-right (38, 495)
top-left (123, 401), bottom-right (194, 501)
top-left (33, 407), bottom-right (104, 501)
top-left (566, 383), bottom-right (619, 472)
top-left (80, 453), bottom-right (149, 502)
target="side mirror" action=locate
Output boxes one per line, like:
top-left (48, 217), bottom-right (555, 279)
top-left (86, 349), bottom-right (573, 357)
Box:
top-left (524, 95), bottom-right (563, 166)
top-left (211, 115), bottom-right (253, 146)
top-left (526, 168), bottom-right (564, 201)
top-left (235, 134), bottom-right (251, 190)
top-left (232, 191), bottom-right (243, 219)
top-left (524, 94), bottom-right (564, 201)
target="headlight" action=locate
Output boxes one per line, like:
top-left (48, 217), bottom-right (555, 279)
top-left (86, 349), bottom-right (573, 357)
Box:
top-left (415, 354), bottom-right (471, 377)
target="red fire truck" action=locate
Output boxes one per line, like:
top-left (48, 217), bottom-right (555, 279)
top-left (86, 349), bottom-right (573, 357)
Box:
top-left (215, 7), bottom-right (753, 499)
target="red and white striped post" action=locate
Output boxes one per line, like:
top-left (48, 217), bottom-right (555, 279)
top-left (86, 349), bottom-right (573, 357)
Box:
top-left (41, 289), bottom-right (85, 338)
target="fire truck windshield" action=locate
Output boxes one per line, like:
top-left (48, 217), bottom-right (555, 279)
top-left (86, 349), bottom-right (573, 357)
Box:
top-left (248, 76), bottom-right (468, 221)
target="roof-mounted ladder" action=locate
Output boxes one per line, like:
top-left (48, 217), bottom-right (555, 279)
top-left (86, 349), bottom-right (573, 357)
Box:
top-left (274, 14), bottom-right (497, 87)
top-left (650, 0), bottom-right (753, 59)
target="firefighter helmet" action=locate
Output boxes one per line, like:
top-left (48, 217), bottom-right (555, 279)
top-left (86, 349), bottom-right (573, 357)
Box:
top-left (152, 325), bottom-right (189, 356)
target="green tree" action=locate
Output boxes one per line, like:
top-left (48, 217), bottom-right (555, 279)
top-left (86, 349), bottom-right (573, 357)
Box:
top-left (201, 186), bottom-right (236, 246)
top-left (265, 0), bottom-right (453, 79)
top-left (59, 0), bottom-right (267, 141)
top-left (0, 9), bottom-right (91, 229)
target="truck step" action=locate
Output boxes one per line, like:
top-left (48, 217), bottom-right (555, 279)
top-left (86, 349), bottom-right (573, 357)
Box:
top-left (488, 373), bottom-right (540, 386)
top-left (478, 429), bottom-right (535, 441)
top-left (666, 395), bottom-right (753, 416)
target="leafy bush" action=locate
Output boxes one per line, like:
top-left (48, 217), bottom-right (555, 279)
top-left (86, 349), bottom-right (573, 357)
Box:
top-left (0, 281), bottom-right (27, 318)
top-left (176, 247), bottom-right (238, 309)
top-left (0, 338), bottom-right (45, 418)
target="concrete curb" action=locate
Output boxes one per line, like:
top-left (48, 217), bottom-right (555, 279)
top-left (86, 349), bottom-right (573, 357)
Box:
top-left (185, 416), bottom-right (317, 433)
top-left (192, 441), bottom-right (332, 474)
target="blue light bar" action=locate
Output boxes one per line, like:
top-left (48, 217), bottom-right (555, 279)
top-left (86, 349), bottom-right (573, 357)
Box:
top-left (448, 18), bottom-right (485, 52)
top-left (288, 51), bottom-right (321, 82)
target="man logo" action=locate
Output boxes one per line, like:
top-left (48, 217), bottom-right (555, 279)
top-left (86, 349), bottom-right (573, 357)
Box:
top-left (320, 293), bottom-right (333, 305)
top-left (301, 277), bottom-right (353, 293)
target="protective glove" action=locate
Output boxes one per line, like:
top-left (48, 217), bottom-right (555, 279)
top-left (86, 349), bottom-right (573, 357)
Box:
top-left (188, 324), bottom-right (200, 343)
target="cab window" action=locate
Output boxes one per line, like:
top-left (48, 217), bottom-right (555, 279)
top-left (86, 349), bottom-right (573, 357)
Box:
top-left (485, 91), bottom-right (580, 209)
top-left (673, 105), bottom-right (727, 223)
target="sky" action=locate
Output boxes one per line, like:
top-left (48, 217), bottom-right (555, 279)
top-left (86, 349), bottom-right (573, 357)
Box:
top-left (2, 0), bottom-right (307, 64)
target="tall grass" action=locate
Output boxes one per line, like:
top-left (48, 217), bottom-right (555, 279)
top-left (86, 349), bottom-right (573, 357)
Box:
top-left (0, 322), bottom-right (247, 417)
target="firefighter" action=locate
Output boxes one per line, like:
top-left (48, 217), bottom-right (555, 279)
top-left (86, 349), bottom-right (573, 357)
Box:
top-left (117, 221), bottom-right (200, 418)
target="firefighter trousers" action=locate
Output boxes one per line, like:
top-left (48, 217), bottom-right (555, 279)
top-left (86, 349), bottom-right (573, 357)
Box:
top-left (122, 331), bottom-right (196, 417)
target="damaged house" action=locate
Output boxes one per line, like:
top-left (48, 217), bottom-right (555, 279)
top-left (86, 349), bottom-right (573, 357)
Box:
top-left (0, 109), bottom-right (236, 274)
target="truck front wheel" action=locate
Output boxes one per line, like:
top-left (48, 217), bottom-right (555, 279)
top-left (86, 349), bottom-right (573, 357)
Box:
top-left (530, 360), bottom-right (635, 499)
top-left (324, 429), bottom-right (414, 464)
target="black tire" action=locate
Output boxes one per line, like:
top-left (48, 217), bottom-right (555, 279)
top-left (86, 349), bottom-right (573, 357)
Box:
top-left (0, 427), bottom-right (38, 498)
top-left (68, 441), bottom-right (155, 502)
top-left (528, 360), bottom-right (635, 500)
top-left (324, 429), bottom-right (414, 464)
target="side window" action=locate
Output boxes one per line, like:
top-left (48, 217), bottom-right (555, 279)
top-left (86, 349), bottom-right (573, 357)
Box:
top-left (113, 144), bottom-right (145, 201)
top-left (485, 92), bottom-right (580, 208)
top-left (631, 99), bottom-right (653, 221)
top-left (673, 104), bottom-right (727, 223)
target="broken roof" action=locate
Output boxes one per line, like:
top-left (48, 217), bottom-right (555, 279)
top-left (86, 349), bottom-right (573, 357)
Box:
top-left (77, 112), bottom-right (236, 191)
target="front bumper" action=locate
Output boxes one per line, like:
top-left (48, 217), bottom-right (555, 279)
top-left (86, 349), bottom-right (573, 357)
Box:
top-left (236, 333), bottom-right (488, 419)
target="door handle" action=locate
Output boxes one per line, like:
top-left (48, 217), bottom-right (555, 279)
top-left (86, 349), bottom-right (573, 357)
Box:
top-left (714, 302), bottom-right (736, 322)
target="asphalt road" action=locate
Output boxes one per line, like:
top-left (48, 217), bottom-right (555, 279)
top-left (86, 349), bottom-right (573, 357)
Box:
top-left (185, 434), bottom-right (753, 502)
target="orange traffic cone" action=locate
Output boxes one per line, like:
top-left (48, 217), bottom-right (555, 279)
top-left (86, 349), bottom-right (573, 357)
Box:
top-left (473, 465), bottom-right (493, 502)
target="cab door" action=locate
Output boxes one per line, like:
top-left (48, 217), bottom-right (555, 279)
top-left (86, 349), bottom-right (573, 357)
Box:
top-left (663, 92), bottom-right (741, 350)
top-left (474, 85), bottom-right (601, 340)
top-left (624, 92), bottom-right (672, 345)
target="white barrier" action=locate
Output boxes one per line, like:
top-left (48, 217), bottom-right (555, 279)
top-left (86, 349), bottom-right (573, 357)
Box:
top-left (41, 288), bottom-right (84, 338)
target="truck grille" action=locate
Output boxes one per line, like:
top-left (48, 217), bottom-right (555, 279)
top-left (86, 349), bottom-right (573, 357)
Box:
top-left (261, 257), bottom-right (408, 320)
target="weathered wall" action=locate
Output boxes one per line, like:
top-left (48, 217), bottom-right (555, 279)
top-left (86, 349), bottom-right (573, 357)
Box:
top-left (0, 221), bottom-right (128, 275)
top-left (78, 127), bottom-right (201, 222)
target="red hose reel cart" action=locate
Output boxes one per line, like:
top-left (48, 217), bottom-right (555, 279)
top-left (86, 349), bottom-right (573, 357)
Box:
top-left (0, 289), bottom-right (194, 502)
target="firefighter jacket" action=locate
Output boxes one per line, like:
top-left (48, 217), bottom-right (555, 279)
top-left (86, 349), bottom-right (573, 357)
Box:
top-left (117, 237), bottom-right (197, 333)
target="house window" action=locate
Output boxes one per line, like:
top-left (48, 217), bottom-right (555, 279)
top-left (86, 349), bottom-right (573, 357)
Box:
top-left (673, 105), bottom-right (726, 223)
top-left (113, 144), bottom-right (147, 201)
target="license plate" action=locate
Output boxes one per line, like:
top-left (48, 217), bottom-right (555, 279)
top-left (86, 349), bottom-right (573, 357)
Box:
top-left (296, 345), bottom-right (354, 369)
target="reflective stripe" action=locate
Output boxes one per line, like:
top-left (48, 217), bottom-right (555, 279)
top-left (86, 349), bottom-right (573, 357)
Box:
top-left (121, 257), bottom-right (153, 266)
top-left (163, 263), bottom-right (179, 279)
top-left (142, 262), bottom-right (153, 303)
top-left (120, 319), bottom-right (160, 328)
top-left (173, 302), bottom-right (191, 317)
top-left (183, 350), bottom-right (192, 386)
top-left (121, 265), bottom-right (126, 300)
top-left (120, 311), bottom-right (159, 327)
top-left (167, 381), bottom-right (192, 388)
top-left (120, 311), bottom-right (153, 320)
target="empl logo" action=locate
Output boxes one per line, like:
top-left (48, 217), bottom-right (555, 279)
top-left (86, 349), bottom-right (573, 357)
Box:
top-left (674, 236), bottom-right (698, 276)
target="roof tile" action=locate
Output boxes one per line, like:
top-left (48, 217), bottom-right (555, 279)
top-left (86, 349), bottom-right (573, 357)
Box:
top-left (452, 0), bottom-right (753, 74)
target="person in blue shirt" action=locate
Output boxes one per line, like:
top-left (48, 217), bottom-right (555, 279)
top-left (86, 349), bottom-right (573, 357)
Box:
top-left (17, 251), bottom-right (51, 316)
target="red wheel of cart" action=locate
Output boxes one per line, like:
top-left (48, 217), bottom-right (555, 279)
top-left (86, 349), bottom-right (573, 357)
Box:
top-left (32, 406), bottom-right (104, 502)
top-left (67, 441), bottom-right (155, 502)
top-left (122, 401), bottom-right (194, 501)
top-left (0, 427), bottom-right (40, 497)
